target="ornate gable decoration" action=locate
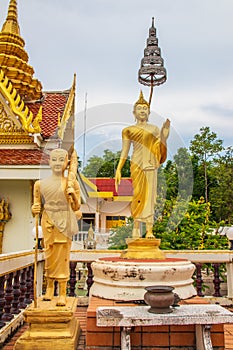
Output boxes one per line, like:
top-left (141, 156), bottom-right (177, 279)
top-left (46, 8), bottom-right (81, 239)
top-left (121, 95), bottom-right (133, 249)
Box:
top-left (58, 74), bottom-right (76, 140)
top-left (0, 69), bottom-right (42, 144)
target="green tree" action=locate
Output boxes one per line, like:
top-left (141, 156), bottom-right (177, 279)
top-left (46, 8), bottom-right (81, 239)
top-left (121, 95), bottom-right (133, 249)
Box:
top-left (173, 147), bottom-right (193, 200)
top-left (209, 146), bottom-right (233, 223)
top-left (153, 197), bottom-right (228, 250)
top-left (109, 197), bottom-right (228, 250)
top-left (189, 127), bottom-right (223, 203)
top-left (82, 155), bottom-right (104, 177)
top-left (159, 148), bottom-right (193, 201)
top-left (82, 149), bottom-right (130, 177)
top-left (162, 160), bottom-right (178, 199)
top-left (108, 218), bottom-right (133, 249)
top-left (191, 154), bottom-right (205, 200)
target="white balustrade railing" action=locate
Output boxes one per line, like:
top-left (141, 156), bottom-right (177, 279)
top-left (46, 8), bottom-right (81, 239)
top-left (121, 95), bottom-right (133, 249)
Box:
top-left (0, 248), bottom-right (233, 345)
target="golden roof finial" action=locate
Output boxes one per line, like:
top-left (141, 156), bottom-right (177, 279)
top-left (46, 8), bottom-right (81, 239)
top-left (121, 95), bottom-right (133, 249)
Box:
top-left (1, 0), bottom-right (20, 35)
top-left (0, 0), bottom-right (42, 100)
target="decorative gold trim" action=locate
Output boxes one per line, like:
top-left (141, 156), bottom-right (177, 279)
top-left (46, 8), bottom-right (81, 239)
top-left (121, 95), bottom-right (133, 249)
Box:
top-left (80, 174), bottom-right (98, 192)
top-left (0, 69), bottom-right (42, 133)
top-left (58, 74), bottom-right (76, 140)
top-left (0, 133), bottom-right (34, 144)
top-left (88, 192), bottom-right (113, 198)
top-left (113, 196), bottom-right (132, 201)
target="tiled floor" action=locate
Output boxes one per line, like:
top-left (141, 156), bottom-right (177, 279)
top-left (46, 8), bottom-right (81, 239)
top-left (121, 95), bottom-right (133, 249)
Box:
top-left (2, 304), bottom-right (233, 349)
top-left (225, 323), bottom-right (233, 350)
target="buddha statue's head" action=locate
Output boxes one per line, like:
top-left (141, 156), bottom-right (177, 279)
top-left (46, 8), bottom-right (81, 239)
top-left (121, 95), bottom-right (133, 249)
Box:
top-left (133, 91), bottom-right (150, 121)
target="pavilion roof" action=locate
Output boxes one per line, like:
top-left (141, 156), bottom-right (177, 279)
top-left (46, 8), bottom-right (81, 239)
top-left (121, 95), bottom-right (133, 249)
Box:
top-left (88, 177), bottom-right (133, 197)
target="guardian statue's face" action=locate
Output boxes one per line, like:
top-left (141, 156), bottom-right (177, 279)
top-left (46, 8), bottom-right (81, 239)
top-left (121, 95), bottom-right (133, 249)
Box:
top-left (49, 149), bottom-right (68, 174)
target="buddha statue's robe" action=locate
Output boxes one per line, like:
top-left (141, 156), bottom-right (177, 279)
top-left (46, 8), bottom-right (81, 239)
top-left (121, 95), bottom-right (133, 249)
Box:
top-left (122, 123), bottom-right (167, 224)
top-left (40, 176), bottom-right (78, 281)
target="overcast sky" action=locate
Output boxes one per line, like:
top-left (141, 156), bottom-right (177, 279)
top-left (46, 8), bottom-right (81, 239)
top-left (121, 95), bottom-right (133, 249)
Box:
top-left (1, 0), bottom-right (232, 163)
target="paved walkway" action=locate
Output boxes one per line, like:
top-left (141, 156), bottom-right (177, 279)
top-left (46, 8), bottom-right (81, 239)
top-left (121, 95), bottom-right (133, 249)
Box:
top-left (2, 306), bottom-right (233, 349)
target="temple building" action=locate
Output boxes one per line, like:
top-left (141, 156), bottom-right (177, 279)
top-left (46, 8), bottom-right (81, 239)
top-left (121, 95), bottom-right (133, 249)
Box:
top-left (76, 177), bottom-right (132, 247)
top-left (0, 0), bottom-right (131, 254)
top-left (0, 0), bottom-right (85, 253)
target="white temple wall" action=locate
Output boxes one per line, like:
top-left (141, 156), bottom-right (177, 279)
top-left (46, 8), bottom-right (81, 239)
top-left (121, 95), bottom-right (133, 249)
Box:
top-left (1, 180), bottom-right (34, 253)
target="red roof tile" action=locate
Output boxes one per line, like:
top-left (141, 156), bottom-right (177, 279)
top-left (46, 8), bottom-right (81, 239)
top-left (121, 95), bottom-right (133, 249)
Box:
top-left (0, 149), bottom-right (49, 165)
top-left (89, 178), bottom-right (133, 196)
top-left (26, 91), bottom-right (70, 138)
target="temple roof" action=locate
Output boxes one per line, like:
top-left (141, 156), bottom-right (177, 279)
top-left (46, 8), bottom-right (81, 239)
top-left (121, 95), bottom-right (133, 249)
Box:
top-left (0, 149), bottom-right (49, 165)
top-left (26, 91), bottom-right (70, 139)
top-left (0, 1), bottom-right (76, 168)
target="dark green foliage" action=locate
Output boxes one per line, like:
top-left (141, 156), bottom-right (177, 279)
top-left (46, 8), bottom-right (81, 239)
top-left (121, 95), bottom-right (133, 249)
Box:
top-left (82, 149), bottom-right (130, 178)
top-left (154, 197), bottom-right (228, 250)
top-left (189, 127), bottom-right (224, 203)
top-left (108, 218), bottom-right (133, 249)
top-left (108, 197), bottom-right (229, 250)
top-left (209, 146), bottom-right (233, 223)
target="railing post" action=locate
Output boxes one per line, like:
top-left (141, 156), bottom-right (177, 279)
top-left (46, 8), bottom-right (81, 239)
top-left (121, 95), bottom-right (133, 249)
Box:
top-left (213, 263), bottom-right (221, 297)
top-left (18, 268), bottom-right (27, 309)
top-left (69, 261), bottom-right (77, 297)
top-left (25, 266), bottom-right (32, 304)
top-left (11, 270), bottom-right (21, 314)
top-left (226, 262), bottom-right (233, 298)
top-left (0, 275), bottom-right (6, 328)
top-left (86, 262), bottom-right (94, 296)
top-left (2, 272), bottom-right (14, 321)
top-left (195, 263), bottom-right (204, 297)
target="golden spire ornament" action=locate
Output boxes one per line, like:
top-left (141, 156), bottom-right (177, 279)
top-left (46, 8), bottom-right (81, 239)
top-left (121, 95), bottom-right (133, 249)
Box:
top-left (1, 0), bottom-right (20, 35)
top-left (0, 0), bottom-right (42, 100)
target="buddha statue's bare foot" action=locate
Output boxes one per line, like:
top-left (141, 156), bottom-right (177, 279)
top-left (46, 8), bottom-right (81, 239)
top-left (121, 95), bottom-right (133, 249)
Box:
top-left (145, 232), bottom-right (155, 239)
top-left (56, 296), bottom-right (66, 306)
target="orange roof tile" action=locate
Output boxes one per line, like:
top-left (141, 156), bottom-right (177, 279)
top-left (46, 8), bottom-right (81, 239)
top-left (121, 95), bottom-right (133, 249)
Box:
top-left (0, 149), bottom-right (49, 165)
top-left (26, 91), bottom-right (69, 139)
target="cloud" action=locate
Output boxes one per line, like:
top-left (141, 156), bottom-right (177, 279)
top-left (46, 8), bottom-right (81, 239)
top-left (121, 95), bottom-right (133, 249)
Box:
top-left (201, 104), bottom-right (233, 118)
top-left (0, 0), bottom-right (232, 156)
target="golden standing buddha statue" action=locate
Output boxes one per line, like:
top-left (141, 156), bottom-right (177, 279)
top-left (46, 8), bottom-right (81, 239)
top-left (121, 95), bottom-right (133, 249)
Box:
top-left (115, 91), bottom-right (170, 239)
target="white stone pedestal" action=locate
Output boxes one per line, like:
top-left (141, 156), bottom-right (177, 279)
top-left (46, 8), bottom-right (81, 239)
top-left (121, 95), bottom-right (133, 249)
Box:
top-left (91, 257), bottom-right (196, 300)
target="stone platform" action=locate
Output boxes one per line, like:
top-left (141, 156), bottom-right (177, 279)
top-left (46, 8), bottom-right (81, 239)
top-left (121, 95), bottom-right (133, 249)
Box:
top-left (14, 297), bottom-right (80, 350)
top-left (97, 304), bottom-right (233, 350)
top-left (91, 257), bottom-right (196, 300)
top-left (86, 296), bottom-right (226, 350)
